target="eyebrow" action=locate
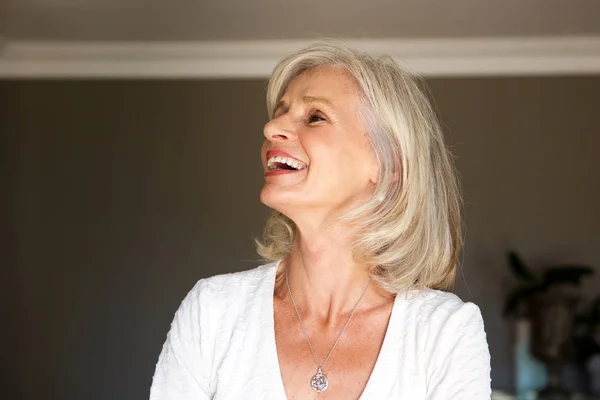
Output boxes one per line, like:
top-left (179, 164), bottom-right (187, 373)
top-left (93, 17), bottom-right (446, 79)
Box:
top-left (273, 96), bottom-right (334, 116)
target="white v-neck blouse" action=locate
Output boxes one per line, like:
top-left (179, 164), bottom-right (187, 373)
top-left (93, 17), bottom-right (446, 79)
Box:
top-left (150, 262), bottom-right (491, 399)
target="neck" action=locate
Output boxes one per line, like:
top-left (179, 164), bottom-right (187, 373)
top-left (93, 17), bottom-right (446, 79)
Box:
top-left (278, 221), bottom-right (387, 324)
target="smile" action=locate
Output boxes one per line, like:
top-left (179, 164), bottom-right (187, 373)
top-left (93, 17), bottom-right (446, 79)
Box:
top-left (267, 156), bottom-right (308, 172)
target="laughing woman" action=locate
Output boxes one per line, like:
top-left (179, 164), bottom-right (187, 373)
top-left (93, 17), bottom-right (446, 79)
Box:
top-left (150, 42), bottom-right (491, 399)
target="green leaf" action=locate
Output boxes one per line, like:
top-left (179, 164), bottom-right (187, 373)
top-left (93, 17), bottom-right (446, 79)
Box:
top-left (508, 251), bottom-right (536, 282)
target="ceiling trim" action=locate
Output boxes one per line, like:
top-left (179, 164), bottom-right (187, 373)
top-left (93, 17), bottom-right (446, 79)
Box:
top-left (1, 37), bottom-right (600, 78)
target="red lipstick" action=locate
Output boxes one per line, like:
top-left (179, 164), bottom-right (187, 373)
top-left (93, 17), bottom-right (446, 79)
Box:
top-left (264, 149), bottom-right (308, 177)
top-left (265, 149), bottom-right (306, 165)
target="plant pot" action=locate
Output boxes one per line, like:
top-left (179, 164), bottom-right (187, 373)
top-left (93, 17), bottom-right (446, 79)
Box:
top-left (529, 294), bottom-right (579, 399)
top-left (515, 318), bottom-right (548, 397)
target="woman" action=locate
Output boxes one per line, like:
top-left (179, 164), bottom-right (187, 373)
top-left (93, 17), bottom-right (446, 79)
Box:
top-left (150, 42), bottom-right (491, 399)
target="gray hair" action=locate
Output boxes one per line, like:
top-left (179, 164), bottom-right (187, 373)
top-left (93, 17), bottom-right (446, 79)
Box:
top-left (256, 41), bottom-right (462, 293)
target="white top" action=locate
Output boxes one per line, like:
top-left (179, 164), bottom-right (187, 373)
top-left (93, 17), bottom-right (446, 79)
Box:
top-left (150, 262), bottom-right (492, 399)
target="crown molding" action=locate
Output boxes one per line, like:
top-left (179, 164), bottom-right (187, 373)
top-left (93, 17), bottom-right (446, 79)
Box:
top-left (1, 37), bottom-right (600, 78)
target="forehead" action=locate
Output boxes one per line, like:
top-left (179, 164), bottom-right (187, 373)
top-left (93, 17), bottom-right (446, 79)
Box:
top-left (282, 65), bottom-right (359, 101)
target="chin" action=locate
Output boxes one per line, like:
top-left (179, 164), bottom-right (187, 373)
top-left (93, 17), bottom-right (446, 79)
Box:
top-left (260, 186), bottom-right (288, 210)
top-left (259, 186), bottom-right (305, 218)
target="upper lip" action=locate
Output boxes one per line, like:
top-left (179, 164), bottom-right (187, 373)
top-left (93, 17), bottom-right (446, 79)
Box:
top-left (265, 149), bottom-right (308, 167)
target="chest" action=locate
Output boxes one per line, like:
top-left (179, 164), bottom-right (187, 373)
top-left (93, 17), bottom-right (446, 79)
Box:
top-left (211, 286), bottom-right (430, 400)
top-left (273, 301), bottom-right (392, 400)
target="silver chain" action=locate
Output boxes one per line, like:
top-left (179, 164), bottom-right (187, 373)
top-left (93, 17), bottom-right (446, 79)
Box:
top-left (285, 267), bottom-right (371, 371)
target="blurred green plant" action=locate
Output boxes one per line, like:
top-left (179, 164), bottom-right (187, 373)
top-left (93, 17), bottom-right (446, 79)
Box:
top-left (503, 251), bottom-right (595, 318)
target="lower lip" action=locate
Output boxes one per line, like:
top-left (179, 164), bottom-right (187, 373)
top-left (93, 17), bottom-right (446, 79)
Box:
top-left (264, 169), bottom-right (306, 177)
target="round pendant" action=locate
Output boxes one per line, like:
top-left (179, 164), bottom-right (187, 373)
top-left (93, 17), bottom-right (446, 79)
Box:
top-left (310, 368), bottom-right (329, 392)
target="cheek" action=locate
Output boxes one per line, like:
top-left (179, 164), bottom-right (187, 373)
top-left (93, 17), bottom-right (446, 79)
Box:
top-left (303, 131), bottom-right (372, 185)
top-left (339, 149), bottom-right (375, 188)
top-left (310, 142), bottom-right (366, 184)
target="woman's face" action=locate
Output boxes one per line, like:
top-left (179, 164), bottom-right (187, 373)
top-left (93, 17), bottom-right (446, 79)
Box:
top-left (260, 65), bottom-right (378, 223)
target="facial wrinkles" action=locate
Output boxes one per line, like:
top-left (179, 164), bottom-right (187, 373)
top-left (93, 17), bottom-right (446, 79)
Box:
top-left (268, 67), bottom-right (368, 171)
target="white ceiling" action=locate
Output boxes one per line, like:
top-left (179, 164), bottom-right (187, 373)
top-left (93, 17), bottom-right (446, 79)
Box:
top-left (2, 0), bottom-right (600, 42)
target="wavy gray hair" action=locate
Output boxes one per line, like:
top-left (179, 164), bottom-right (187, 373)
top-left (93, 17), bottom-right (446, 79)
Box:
top-left (256, 41), bottom-right (462, 293)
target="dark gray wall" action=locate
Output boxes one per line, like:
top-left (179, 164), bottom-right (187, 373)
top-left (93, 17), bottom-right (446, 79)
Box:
top-left (1, 80), bottom-right (270, 400)
top-left (429, 77), bottom-right (600, 392)
top-left (1, 77), bottom-right (599, 399)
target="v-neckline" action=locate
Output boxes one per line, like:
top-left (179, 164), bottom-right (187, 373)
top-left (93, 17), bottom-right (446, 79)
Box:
top-left (265, 260), bottom-right (400, 399)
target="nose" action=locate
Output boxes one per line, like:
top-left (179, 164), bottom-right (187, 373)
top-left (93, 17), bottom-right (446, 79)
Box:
top-left (263, 116), bottom-right (298, 142)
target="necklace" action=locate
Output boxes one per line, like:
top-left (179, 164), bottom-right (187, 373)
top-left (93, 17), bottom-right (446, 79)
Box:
top-left (285, 267), bottom-right (371, 392)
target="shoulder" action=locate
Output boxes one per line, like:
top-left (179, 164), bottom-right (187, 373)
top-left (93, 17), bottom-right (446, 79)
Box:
top-left (403, 291), bottom-right (491, 397)
top-left (396, 288), bottom-right (488, 357)
top-left (400, 288), bottom-right (484, 328)
top-left (404, 289), bottom-right (489, 367)
top-left (195, 262), bottom-right (277, 294)
top-left (180, 262), bottom-right (278, 316)
top-left (168, 262), bottom-right (279, 355)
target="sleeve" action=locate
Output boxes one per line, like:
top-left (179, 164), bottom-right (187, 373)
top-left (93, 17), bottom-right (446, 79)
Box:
top-left (149, 280), bottom-right (212, 400)
top-left (426, 302), bottom-right (492, 400)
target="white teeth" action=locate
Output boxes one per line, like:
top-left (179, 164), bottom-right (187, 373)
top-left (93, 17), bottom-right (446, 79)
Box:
top-left (267, 156), bottom-right (307, 171)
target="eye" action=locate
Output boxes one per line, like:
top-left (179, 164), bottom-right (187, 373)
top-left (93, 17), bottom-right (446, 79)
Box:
top-left (306, 111), bottom-right (326, 124)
